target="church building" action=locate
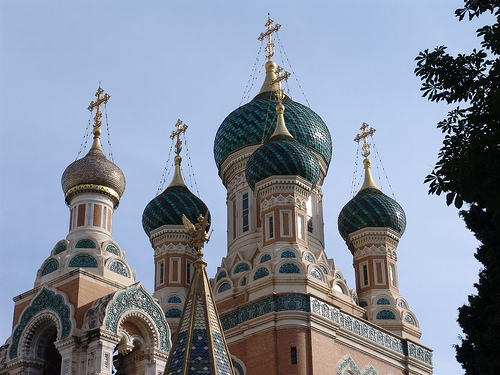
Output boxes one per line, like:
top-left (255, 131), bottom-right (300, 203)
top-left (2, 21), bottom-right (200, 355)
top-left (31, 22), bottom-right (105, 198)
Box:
top-left (0, 18), bottom-right (433, 375)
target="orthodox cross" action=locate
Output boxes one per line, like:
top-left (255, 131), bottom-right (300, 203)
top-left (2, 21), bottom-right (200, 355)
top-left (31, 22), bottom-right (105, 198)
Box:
top-left (170, 119), bottom-right (188, 156)
top-left (354, 122), bottom-right (376, 158)
top-left (270, 66), bottom-right (290, 104)
top-left (88, 87), bottom-right (110, 134)
top-left (258, 16), bottom-right (281, 60)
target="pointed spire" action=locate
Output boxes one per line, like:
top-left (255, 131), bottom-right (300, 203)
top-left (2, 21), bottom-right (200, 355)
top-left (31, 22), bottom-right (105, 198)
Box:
top-left (270, 66), bottom-right (292, 138)
top-left (165, 214), bottom-right (234, 375)
top-left (354, 123), bottom-right (379, 191)
top-left (87, 86), bottom-right (110, 151)
top-left (168, 120), bottom-right (188, 188)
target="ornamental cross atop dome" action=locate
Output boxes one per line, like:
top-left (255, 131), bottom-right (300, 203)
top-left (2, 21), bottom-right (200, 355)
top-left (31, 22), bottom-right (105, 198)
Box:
top-left (354, 122), bottom-right (376, 159)
top-left (258, 16), bottom-right (281, 60)
top-left (88, 87), bottom-right (110, 131)
top-left (270, 66), bottom-right (290, 104)
top-left (170, 119), bottom-right (188, 157)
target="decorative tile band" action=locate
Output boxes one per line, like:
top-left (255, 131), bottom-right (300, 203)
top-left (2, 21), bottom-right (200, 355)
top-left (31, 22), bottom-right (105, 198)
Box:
top-left (219, 294), bottom-right (432, 366)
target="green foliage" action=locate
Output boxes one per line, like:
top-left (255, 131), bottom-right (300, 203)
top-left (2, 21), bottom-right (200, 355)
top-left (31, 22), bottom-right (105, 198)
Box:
top-left (415, 0), bottom-right (500, 373)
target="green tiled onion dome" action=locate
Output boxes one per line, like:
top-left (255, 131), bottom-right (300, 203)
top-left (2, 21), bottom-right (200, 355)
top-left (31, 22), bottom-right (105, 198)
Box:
top-left (142, 185), bottom-right (211, 236)
top-left (337, 188), bottom-right (406, 241)
top-left (245, 134), bottom-right (321, 191)
top-left (62, 148), bottom-right (126, 205)
top-left (214, 91), bottom-right (332, 170)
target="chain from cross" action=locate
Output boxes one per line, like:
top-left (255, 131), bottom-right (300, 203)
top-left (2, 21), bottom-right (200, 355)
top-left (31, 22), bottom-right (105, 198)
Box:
top-left (170, 119), bottom-right (188, 157)
top-left (88, 87), bottom-right (110, 134)
top-left (269, 66), bottom-right (290, 104)
top-left (258, 17), bottom-right (281, 60)
top-left (354, 122), bottom-right (376, 159)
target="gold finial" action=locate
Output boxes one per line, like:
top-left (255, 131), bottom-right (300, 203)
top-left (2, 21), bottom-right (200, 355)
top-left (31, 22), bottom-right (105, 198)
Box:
top-left (269, 66), bottom-right (290, 105)
top-left (270, 66), bottom-right (293, 138)
top-left (182, 212), bottom-right (213, 258)
top-left (354, 123), bottom-right (379, 191)
top-left (170, 119), bottom-right (188, 157)
top-left (88, 87), bottom-right (110, 150)
top-left (258, 15), bottom-right (281, 60)
top-left (168, 119), bottom-right (188, 187)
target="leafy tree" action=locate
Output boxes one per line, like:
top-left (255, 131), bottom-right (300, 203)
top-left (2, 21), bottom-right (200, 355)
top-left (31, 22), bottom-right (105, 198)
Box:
top-left (415, 0), bottom-right (500, 373)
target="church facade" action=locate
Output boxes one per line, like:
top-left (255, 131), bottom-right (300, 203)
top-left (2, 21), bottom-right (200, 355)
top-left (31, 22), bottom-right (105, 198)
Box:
top-left (1, 19), bottom-right (432, 375)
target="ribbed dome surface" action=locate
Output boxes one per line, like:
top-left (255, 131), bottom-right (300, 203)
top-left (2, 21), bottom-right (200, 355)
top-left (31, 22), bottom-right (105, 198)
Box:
top-left (338, 188), bottom-right (406, 241)
top-left (142, 185), bottom-right (211, 236)
top-left (246, 134), bottom-right (320, 191)
top-left (214, 92), bottom-right (332, 170)
top-left (62, 148), bottom-right (126, 197)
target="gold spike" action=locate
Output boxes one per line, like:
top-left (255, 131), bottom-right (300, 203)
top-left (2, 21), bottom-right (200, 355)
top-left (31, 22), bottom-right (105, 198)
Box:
top-left (269, 65), bottom-right (290, 105)
top-left (258, 16), bottom-right (281, 60)
top-left (88, 87), bottom-right (110, 150)
top-left (170, 119), bottom-right (188, 157)
top-left (354, 123), bottom-right (379, 191)
top-left (270, 66), bottom-right (293, 138)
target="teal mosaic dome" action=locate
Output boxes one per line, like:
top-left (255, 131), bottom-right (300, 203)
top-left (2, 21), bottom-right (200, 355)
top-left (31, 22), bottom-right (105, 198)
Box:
top-left (246, 134), bottom-right (320, 191)
top-left (142, 185), bottom-right (211, 236)
top-left (337, 188), bottom-right (406, 241)
top-left (214, 91), bottom-right (332, 170)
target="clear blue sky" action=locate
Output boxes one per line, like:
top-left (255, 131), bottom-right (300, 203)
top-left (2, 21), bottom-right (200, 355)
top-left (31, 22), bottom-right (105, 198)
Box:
top-left (1, 2), bottom-right (486, 373)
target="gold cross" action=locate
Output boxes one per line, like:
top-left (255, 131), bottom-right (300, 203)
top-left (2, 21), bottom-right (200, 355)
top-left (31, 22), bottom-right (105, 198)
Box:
top-left (170, 119), bottom-right (188, 157)
top-left (269, 66), bottom-right (290, 104)
top-left (258, 16), bottom-right (281, 60)
top-left (354, 122), bottom-right (376, 158)
top-left (88, 87), bottom-right (110, 132)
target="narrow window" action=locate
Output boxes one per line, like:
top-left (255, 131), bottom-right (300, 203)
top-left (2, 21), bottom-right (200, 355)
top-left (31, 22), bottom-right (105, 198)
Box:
top-left (291, 347), bottom-right (297, 365)
top-left (297, 214), bottom-right (305, 240)
top-left (158, 260), bottom-right (165, 285)
top-left (186, 262), bottom-right (191, 284)
top-left (306, 196), bottom-right (313, 233)
top-left (363, 264), bottom-right (369, 286)
top-left (390, 263), bottom-right (397, 287)
top-left (242, 193), bottom-right (249, 232)
top-left (268, 214), bottom-right (274, 239)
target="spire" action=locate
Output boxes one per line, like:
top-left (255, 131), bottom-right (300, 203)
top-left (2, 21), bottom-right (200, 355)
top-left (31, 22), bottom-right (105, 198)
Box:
top-left (87, 86), bottom-right (110, 151)
top-left (270, 66), bottom-right (292, 138)
top-left (354, 123), bottom-right (379, 191)
top-left (165, 214), bottom-right (234, 375)
top-left (258, 16), bottom-right (282, 94)
top-left (168, 119), bottom-right (188, 187)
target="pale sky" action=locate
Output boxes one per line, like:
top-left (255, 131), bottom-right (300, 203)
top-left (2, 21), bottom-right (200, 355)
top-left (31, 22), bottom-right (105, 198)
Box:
top-left (0, 2), bottom-right (485, 373)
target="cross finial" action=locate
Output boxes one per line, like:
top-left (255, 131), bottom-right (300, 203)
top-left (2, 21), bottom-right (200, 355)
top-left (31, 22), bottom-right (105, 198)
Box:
top-left (88, 86), bottom-right (110, 150)
top-left (269, 66), bottom-right (290, 104)
top-left (258, 15), bottom-right (281, 60)
top-left (354, 122), bottom-right (376, 159)
top-left (170, 119), bottom-right (188, 157)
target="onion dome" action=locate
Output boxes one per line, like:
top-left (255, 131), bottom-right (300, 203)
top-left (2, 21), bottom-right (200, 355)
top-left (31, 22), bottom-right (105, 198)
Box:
top-left (214, 61), bottom-right (332, 171)
top-left (142, 156), bottom-right (211, 236)
top-left (62, 88), bottom-right (125, 207)
top-left (337, 159), bottom-right (406, 241)
top-left (246, 102), bottom-right (321, 191)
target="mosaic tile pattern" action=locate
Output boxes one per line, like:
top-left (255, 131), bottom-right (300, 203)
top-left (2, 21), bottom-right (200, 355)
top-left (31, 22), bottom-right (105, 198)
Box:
top-left (233, 263), bottom-right (250, 274)
top-left (62, 148), bottom-right (126, 197)
top-left (69, 254), bottom-right (98, 268)
top-left (105, 285), bottom-right (170, 353)
top-left (216, 271), bottom-right (227, 282)
top-left (142, 185), bottom-right (210, 236)
top-left (246, 134), bottom-right (320, 191)
top-left (279, 263), bottom-right (300, 274)
top-left (281, 250), bottom-right (296, 258)
top-left (41, 259), bottom-right (59, 276)
top-left (377, 298), bottom-right (390, 305)
top-left (398, 300), bottom-right (408, 309)
top-left (54, 242), bottom-right (67, 254)
top-left (240, 277), bottom-right (246, 286)
top-left (166, 308), bottom-right (182, 318)
top-left (75, 239), bottom-right (96, 249)
top-left (376, 310), bottom-right (396, 320)
top-left (214, 91), bottom-right (332, 169)
top-left (338, 188), bottom-right (406, 241)
top-left (309, 267), bottom-right (323, 281)
top-left (168, 296), bottom-right (182, 303)
top-left (9, 288), bottom-right (71, 359)
top-left (218, 283), bottom-right (231, 293)
top-left (231, 359), bottom-right (244, 375)
top-left (404, 314), bottom-right (416, 325)
top-left (319, 264), bottom-right (329, 275)
top-left (109, 260), bottom-right (129, 277)
top-left (260, 254), bottom-right (271, 263)
top-left (105, 244), bottom-right (119, 255)
top-left (359, 301), bottom-right (368, 308)
top-left (304, 253), bottom-right (315, 263)
top-left (253, 267), bottom-right (269, 280)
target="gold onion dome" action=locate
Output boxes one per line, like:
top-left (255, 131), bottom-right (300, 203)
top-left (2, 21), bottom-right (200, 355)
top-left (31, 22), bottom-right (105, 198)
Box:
top-left (61, 88), bottom-right (125, 207)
